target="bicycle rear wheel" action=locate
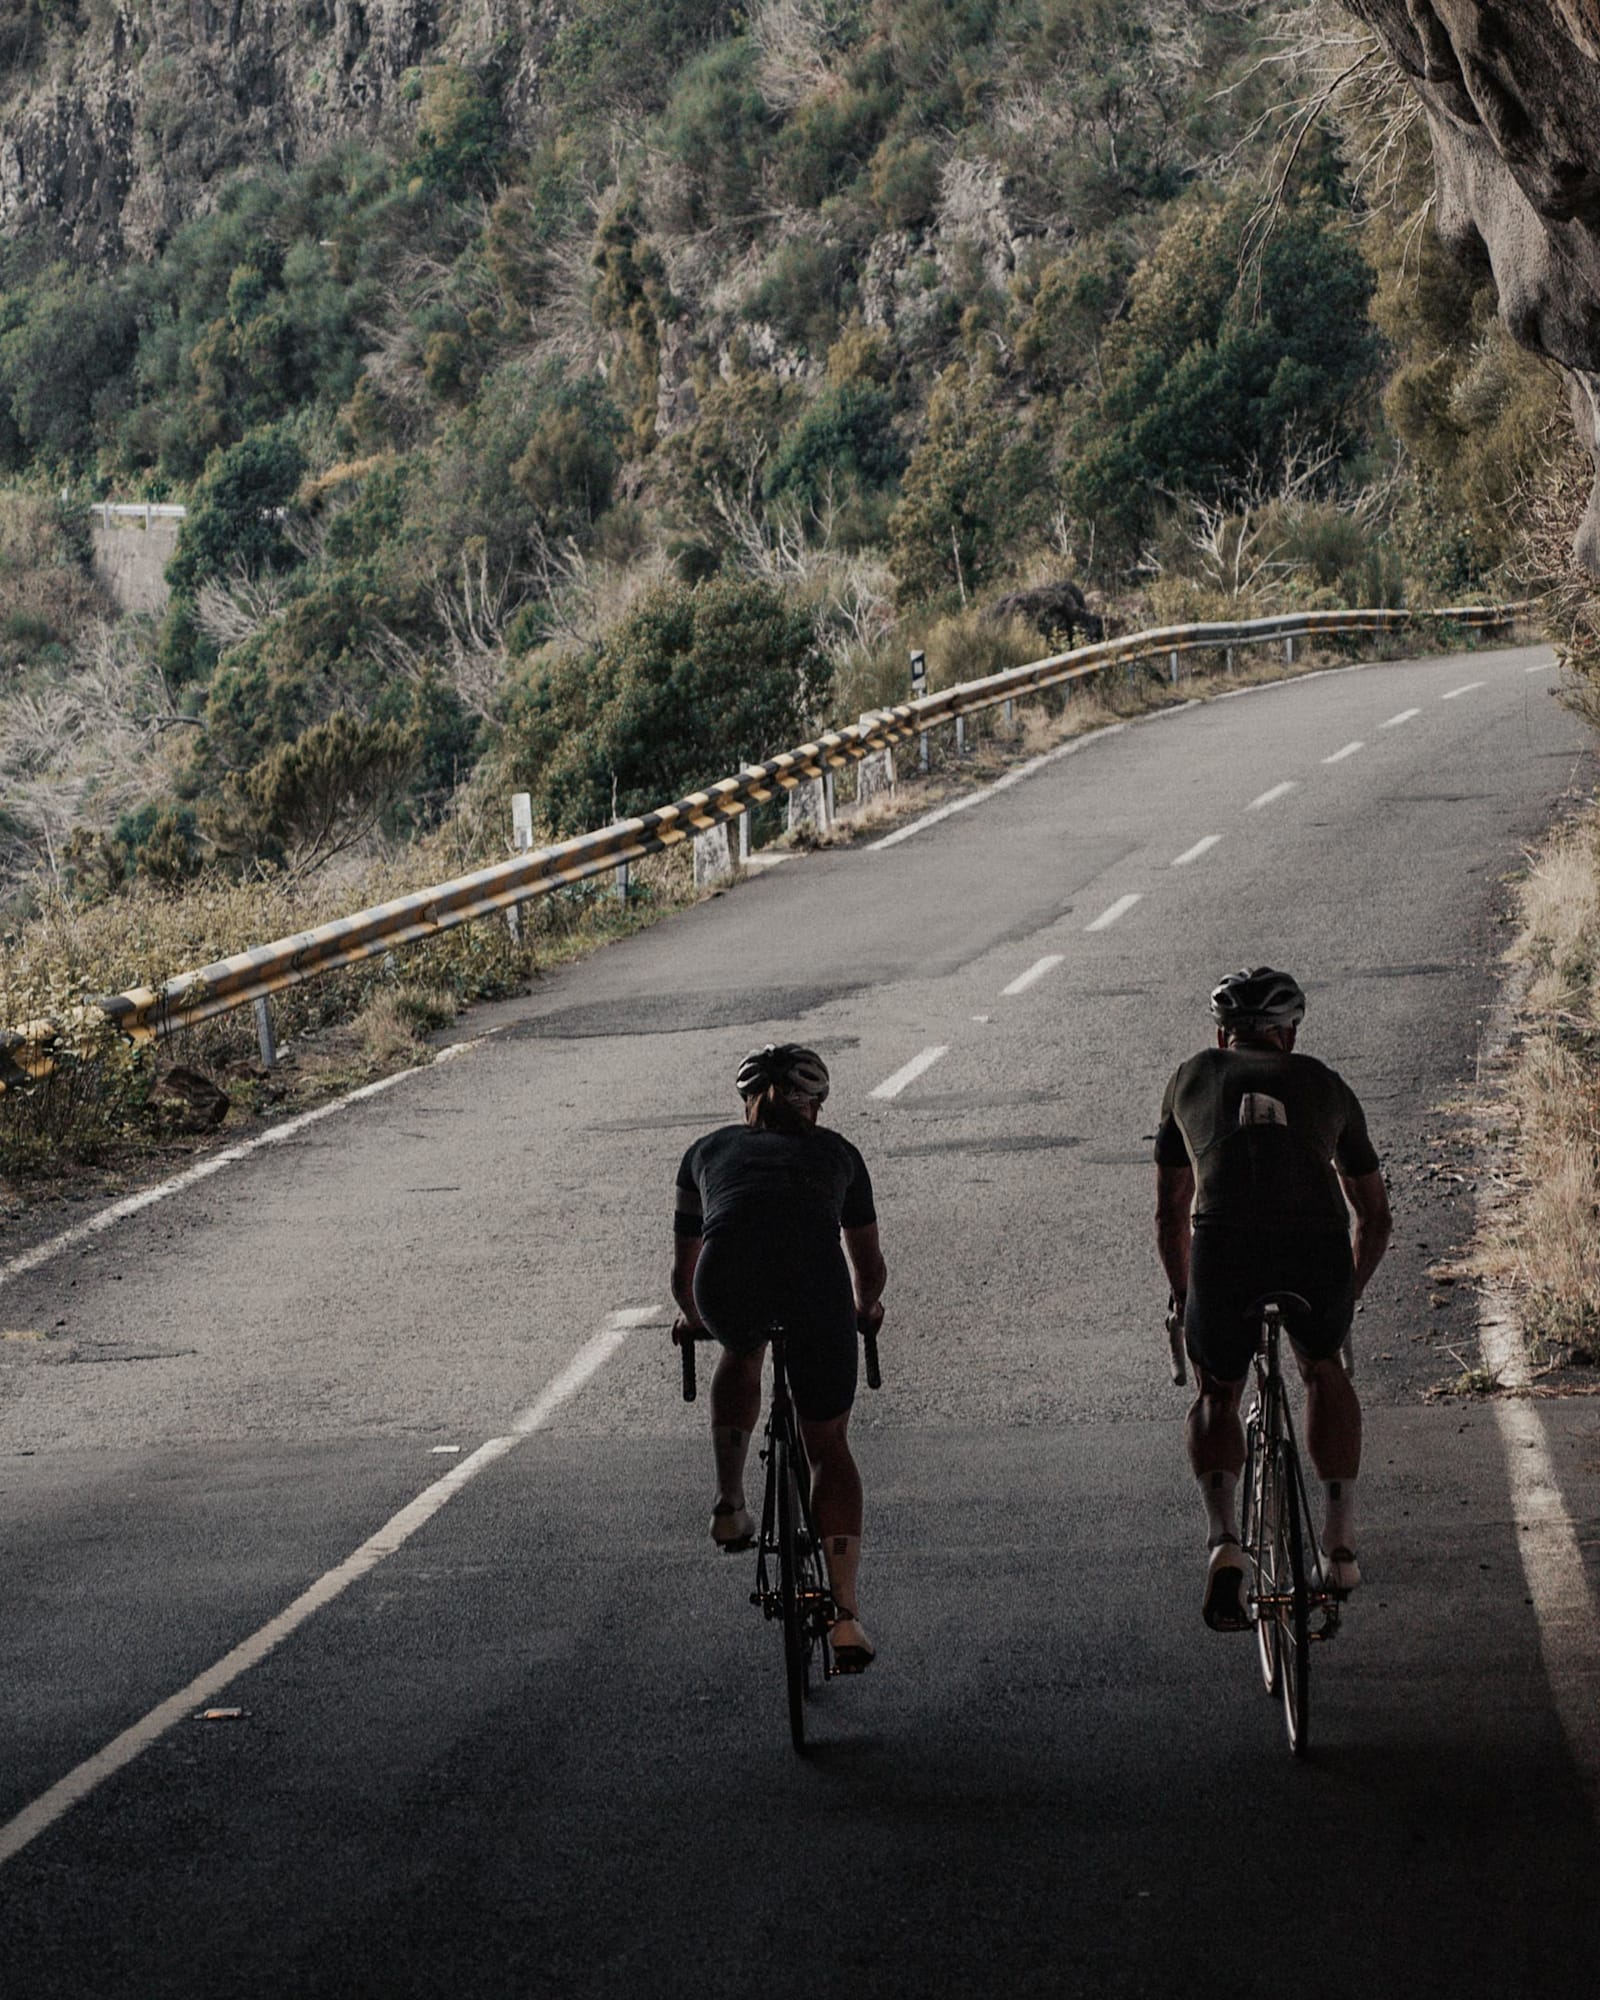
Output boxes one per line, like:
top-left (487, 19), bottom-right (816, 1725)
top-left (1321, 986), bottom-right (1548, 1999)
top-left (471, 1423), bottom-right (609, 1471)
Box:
top-left (775, 1433), bottom-right (813, 1753)
top-left (1272, 1439), bottom-right (1312, 1757)
top-left (1245, 1421), bottom-right (1280, 1697)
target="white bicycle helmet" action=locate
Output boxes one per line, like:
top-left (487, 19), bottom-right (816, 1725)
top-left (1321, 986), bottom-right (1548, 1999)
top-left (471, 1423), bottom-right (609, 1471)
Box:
top-left (735, 1043), bottom-right (831, 1103)
top-left (1209, 966), bottom-right (1306, 1032)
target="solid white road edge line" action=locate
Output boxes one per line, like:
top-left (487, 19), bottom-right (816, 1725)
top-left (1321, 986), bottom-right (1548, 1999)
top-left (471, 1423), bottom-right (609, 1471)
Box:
top-left (0, 1041), bottom-right (485, 1296)
top-left (1442, 681), bottom-right (1486, 699)
top-left (1086, 894), bottom-right (1142, 932)
top-left (1323, 741), bottom-right (1364, 763)
top-left (1478, 1305), bottom-right (1600, 1805)
top-left (1526, 661), bottom-right (1553, 673)
top-left (1000, 954), bottom-right (1064, 997)
top-left (867, 725), bottom-right (1127, 849)
top-left (870, 1045), bottom-right (948, 1099)
top-left (1246, 781), bottom-right (1297, 810)
top-left (1171, 836), bottom-right (1222, 867)
top-left (1380, 708), bottom-right (1421, 728)
top-left (0, 1306), bottom-right (664, 1870)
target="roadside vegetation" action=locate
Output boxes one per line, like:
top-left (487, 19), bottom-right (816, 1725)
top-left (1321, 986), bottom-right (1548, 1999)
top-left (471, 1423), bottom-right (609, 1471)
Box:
top-left (1, 0), bottom-right (1596, 1289)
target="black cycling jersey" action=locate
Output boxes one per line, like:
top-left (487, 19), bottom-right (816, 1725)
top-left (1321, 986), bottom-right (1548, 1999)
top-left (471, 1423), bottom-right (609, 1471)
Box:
top-left (674, 1124), bottom-right (876, 1243)
top-left (675, 1123), bottom-right (876, 1424)
top-left (1154, 1047), bottom-right (1379, 1233)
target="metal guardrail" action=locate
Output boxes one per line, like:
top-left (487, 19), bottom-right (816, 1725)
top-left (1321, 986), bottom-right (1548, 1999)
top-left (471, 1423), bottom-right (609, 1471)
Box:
top-left (90, 503), bottom-right (188, 529)
top-left (0, 600), bottom-right (1530, 1087)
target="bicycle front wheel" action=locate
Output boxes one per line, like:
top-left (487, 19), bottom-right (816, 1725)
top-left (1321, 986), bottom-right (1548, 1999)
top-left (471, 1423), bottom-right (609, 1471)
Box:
top-left (775, 1435), bottom-right (812, 1753)
top-left (1272, 1440), bottom-right (1312, 1757)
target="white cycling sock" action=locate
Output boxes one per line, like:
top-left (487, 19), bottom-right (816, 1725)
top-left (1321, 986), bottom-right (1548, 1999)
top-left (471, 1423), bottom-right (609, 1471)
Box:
top-left (711, 1425), bottom-right (750, 1508)
top-left (1199, 1469), bottom-right (1240, 1545)
top-left (1323, 1478), bottom-right (1356, 1552)
top-left (824, 1534), bottom-right (863, 1620)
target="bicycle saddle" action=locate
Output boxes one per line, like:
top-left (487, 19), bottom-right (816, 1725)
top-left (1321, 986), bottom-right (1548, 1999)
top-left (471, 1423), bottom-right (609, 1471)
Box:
top-left (1242, 1290), bottom-right (1312, 1323)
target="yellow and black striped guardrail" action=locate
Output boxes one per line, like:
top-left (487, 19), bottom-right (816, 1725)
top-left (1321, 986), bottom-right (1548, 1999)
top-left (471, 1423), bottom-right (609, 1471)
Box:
top-left (0, 600), bottom-right (1530, 1089)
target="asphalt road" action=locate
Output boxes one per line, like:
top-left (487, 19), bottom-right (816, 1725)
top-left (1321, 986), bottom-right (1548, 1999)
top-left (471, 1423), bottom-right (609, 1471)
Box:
top-left (2, 643), bottom-right (1597, 1998)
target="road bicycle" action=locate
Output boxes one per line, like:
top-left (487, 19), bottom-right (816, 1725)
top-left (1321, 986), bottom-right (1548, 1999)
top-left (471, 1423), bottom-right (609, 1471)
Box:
top-left (1169, 1292), bottom-right (1348, 1758)
top-left (679, 1318), bottom-right (881, 1753)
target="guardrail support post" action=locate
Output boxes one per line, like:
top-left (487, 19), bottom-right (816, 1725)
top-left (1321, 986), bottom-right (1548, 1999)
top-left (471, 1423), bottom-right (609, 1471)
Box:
top-left (955, 716), bottom-right (966, 756)
top-left (856, 717), bottom-right (895, 810)
top-left (824, 769), bottom-right (836, 822)
top-left (507, 792), bottom-right (534, 944)
top-left (1169, 649), bottom-right (1180, 684)
top-left (1003, 697), bottom-right (1014, 726)
top-left (616, 860), bottom-right (630, 903)
top-left (1225, 646), bottom-right (1235, 676)
top-left (253, 997), bottom-right (277, 1070)
top-left (738, 810), bottom-right (750, 865)
top-left (693, 821), bottom-right (734, 890)
top-left (787, 777), bottom-right (827, 836)
top-left (1284, 635), bottom-right (1295, 666)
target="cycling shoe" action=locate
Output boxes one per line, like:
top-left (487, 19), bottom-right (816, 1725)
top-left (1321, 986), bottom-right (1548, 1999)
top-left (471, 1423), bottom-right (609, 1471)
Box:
top-left (1202, 1536), bottom-right (1251, 1632)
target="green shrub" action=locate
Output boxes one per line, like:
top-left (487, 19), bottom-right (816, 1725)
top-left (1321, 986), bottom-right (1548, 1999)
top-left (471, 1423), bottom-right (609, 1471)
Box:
top-left (166, 427), bottom-right (306, 595)
top-left (745, 239), bottom-right (851, 353)
top-left (764, 381), bottom-right (904, 510)
top-left (888, 364), bottom-right (1047, 606)
top-left (661, 41), bottom-right (774, 230)
top-left (499, 576), bottom-right (829, 832)
top-left (869, 135), bottom-right (941, 230)
top-left (410, 65), bottom-right (507, 199)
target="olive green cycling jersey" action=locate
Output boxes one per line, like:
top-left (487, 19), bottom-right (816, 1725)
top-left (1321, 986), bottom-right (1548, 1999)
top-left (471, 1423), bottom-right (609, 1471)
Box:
top-left (1154, 1047), bottom-right (1379, 1231)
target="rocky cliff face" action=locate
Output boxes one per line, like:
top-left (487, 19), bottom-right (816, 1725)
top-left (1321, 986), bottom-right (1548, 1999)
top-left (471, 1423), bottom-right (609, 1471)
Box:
top-left (1345, 1), bottom-right (1600, 572)
top-left (0, 1), bottom-right (564, 265)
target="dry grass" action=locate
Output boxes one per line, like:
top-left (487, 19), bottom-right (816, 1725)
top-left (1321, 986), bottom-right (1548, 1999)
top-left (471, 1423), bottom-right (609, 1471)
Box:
top-left (1480, 812), bottom-right (1600, 1360)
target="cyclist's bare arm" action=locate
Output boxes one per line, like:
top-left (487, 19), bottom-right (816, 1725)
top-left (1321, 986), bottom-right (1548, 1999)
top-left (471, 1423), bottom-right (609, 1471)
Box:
top-left (1340, 1168), bottom-right (1392, 1293)
top-left (843, 1222), bottom-right (886, 1331)
top-left (672, 1233), bottom-right (704, 1331)
top-left (1155, 1162), bottom-right (1195, 1303)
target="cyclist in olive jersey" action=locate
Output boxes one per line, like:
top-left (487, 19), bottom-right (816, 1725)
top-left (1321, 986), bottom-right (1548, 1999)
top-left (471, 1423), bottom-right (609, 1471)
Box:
top-left (1154, 968), bottom-right (1392, 1629)
top-left (672, 1045), bottom-right (886, 1670)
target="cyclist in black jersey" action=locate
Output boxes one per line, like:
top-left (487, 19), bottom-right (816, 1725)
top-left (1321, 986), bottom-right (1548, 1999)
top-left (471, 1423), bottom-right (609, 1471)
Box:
top-left (672, 1044), bottom-right (886, 1670)
top-left (1154, 968), bottom-right (1392, 1629)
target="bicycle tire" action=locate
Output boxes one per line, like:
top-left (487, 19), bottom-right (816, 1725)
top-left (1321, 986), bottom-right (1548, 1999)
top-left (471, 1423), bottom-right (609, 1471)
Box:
top-left (1244, 1420), bottom-right (1280, 1697)
top-left (775, 1432), bottom-right (810, 1753)
top-left (1274, 1439), bottom-right (1312, 1756)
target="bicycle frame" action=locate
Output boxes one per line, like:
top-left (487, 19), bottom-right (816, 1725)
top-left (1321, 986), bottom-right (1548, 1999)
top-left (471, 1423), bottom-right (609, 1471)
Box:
top-left (751, 1335), bottom-right (838, 1676)
top-left (1244, 1305), bottom-right (1341, 1643)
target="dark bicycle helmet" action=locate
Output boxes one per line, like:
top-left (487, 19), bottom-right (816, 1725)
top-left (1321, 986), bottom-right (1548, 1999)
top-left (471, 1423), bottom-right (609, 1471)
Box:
top-left (735, 1043), bottom-right (831, 1103)
top-left (1209, 966), bottom-right (1306, 1032)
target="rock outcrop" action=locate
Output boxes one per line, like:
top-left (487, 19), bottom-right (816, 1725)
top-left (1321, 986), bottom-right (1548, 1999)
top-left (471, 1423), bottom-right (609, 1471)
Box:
top-left (1344, 2), bottom-right (1600, 572)
top-left (0, 1), bottom-right (566, 264)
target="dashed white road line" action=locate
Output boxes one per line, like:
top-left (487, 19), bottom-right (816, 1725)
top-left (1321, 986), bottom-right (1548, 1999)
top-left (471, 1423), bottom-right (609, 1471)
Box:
top-left (1000, 954), bottom-right (1064, 997)
top-left (1246, 781), bottom-right (1297, 811)
top-left (1380, 707), bottom-right (1421, 729)
top-left (1085, 894), bottom-right (1141, 933)
top-left (870, 1045), bottom-right (949, 1099)
top-left (0, 1305), bottom-right (664, 1870)
top-left (1172, 835), bottom-right (1222, 867)
top-left (1323, 741), bottom-right (1364, 764)
top-left (1442, 681), bottom-right (1485, 700)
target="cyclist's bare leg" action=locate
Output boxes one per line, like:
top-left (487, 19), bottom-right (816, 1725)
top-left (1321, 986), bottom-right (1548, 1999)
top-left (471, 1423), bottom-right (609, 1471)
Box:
top-left (1295, 1347), bottom-right (1362, 1579)
top-left (1294, 1350), bottom-right (1361, 1481)
top-left (1187, 1365), bottom-right (1246, 1481)
top-left (1188, 1364), bottom-right (1250, 1628)
top-left (710, 1344), bottom-right (766, 1517)
top-left (799, 1411), bottom-right (873, 1663)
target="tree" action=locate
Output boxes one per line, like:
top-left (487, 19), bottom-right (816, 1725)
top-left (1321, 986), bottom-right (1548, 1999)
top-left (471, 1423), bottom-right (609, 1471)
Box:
top-left (888, 365), bottom-right (1046, 606)
top-left (500, 576), bottom-right (828, 832)
top-left (166, 428), bottom-right (306, 596)
top-left (218, 712), bottom-right (420, 873)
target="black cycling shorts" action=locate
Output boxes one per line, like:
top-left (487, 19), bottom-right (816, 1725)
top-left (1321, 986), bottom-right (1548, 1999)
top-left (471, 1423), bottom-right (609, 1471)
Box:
top-left (692, 1229), bottom-right (858, 1423)
top-left (1184, 1225), bottom-right (1356, 1383)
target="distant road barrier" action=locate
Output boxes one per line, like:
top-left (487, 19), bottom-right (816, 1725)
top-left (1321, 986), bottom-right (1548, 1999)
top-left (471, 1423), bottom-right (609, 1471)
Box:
top-left (0, 600), bottom-right (1531, 1090)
